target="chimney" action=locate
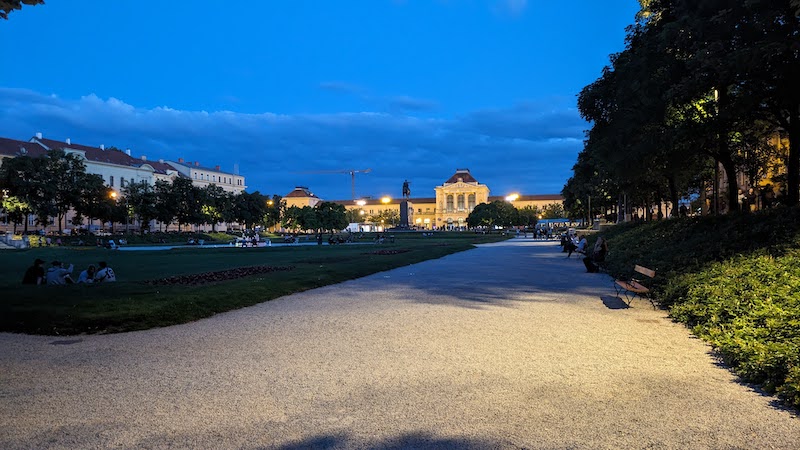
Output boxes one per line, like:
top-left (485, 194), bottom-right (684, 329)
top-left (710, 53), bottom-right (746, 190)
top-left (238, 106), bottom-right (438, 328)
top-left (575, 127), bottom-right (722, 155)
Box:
top-left (100, 144), bottom-right (105, 151)
top-left (66, 138), bottom-right (71, 145)
top-left (125, 149), bottom-right (131, 156)
top-left (35, 132), bottom-right (42, 139)
top-left (178, 157), bottom-right (184, 163)
top-left (194, 161), bottom-right (200, 167)
top-left (215, 165), bottom-right (220, 171)
top-left (141, 155), bottom-right (147, 161)
top-left (159, 159), bottom-right (164, 163)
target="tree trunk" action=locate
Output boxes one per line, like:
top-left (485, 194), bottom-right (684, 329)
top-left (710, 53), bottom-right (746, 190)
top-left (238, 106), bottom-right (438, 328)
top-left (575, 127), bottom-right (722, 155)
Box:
top-left (667, 175), bottom-right (679, 218)
top-left (787, 108), bottom-right (800, 206)
top-left (718, 152), bottom-right (739, 214)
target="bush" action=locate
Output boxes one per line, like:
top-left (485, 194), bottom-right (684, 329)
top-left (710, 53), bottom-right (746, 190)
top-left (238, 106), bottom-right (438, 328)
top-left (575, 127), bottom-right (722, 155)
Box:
top-left (602, 207), bottom-right (800, 409)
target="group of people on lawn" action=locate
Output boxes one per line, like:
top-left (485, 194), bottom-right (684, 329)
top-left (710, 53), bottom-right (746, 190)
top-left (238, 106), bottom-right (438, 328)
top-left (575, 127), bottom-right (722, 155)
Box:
top-left (22, 259), bottom-right (117, 285)
top-left (561, 233), bottom-right (608, 273)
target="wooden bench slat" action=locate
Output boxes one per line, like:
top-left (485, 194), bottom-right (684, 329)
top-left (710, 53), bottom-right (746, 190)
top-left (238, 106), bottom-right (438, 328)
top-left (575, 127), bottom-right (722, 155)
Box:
top-left (634, 265), bottom-right (656, 278)
top-left (614, 265), bottom-right (656, 308)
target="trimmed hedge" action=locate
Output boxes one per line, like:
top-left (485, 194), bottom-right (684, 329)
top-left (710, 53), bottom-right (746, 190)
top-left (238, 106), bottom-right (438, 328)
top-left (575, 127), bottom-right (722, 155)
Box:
top-left (598, 207), bottom-right (800, 409)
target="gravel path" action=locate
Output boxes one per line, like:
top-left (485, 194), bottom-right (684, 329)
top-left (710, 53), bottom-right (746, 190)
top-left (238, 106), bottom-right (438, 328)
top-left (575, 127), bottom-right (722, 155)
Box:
top-left (1, 239), bottom-right (798, 449)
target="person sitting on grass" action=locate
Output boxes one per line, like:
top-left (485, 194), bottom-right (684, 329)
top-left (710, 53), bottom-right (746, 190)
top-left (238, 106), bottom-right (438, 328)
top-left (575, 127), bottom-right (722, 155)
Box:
top-left (22, 258), bottom-right (46, 285)
top-left (583, 236), bottom-right (608, 273)
top-left (46, 261), bottom-right (74, 285)
top-left (77, 264), bottom-right (96, 283)
top-left (94, 261), bottom-right (116, 282)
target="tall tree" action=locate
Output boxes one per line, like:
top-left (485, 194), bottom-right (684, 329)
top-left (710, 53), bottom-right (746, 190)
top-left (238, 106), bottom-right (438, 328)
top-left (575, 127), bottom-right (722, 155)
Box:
top-left (123, 180), bottom-right (159, 233)
top-left (154, 180), bottom-right (177, 231)
top-left (315, 201), bottom-right (348, 234)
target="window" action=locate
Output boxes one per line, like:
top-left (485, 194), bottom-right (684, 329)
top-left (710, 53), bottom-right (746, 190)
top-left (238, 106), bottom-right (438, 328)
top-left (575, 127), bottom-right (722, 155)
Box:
top-left (446, 195), bottom-right (454, 213)
top-left (468, 194), bottom-right (476, 211)
top-left (418, 209), bottom-right (422, 213)
top-left (457, 194), bottom-right (465, 211)
top-left (193, 172), bottom-right (197, 179)
top-left (110, 175), bottom-right (114, 187)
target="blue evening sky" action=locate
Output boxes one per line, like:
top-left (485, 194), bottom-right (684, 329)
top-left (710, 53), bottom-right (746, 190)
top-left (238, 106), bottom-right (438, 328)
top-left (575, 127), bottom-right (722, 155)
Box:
top-left (0, 0), bottom-right (640, 201)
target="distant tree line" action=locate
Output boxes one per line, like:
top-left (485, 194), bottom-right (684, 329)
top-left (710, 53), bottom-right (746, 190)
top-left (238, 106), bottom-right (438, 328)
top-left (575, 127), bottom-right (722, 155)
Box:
top-left (0, 149), bottom-right (282, 234)
top-left (564, 0), bottom-right (800, 222)
top-left (466, 202), bottom-right (564, 230)
top-left (281, 202), bottom-right (349, 236)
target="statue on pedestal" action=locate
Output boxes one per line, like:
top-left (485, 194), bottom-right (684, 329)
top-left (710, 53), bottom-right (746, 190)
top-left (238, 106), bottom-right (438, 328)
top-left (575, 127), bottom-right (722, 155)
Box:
top-left (402, 180), bottom-right (411, 199)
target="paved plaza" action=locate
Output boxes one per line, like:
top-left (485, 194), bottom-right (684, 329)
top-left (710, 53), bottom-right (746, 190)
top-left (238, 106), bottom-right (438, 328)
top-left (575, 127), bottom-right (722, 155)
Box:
top-left (1, 239), bottom-right (798, 449)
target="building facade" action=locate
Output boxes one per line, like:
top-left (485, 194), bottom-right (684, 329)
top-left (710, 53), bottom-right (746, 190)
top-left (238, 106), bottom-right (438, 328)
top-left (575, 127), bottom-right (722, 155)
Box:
top-left (297, 168), bottom-right (564, 231)
top-left (0, 133), bottom-right (247, 233)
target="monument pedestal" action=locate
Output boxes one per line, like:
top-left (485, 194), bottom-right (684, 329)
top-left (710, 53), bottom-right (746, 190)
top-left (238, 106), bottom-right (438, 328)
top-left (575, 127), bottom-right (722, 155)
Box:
top-left (399, 200), bottom-right (410, 229)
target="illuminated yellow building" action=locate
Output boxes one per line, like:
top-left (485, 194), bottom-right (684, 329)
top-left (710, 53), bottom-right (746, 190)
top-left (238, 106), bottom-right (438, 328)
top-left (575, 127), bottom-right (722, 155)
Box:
top-left (283, 186), bottom-right (322, 209)
top-left (286, 169), bottom-right (564, 230)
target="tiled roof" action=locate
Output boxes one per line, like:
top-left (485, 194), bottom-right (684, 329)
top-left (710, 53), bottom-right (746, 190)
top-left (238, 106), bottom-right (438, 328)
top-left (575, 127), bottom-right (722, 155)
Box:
top-left (170, 160), bottom-right (238, 176)
top-left (34, 138), bottom-right (171, 174)
top-left (285, 187), bottom-right (319, 198)
top-left (443, 169), bottom-right (479, 184)
top-left (0, 137), bottom-right (47, 158)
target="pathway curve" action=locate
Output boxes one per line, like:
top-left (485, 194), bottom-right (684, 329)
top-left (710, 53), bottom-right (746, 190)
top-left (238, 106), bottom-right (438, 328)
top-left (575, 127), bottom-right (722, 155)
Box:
top-left (1, 239), bottom-right (798, 449)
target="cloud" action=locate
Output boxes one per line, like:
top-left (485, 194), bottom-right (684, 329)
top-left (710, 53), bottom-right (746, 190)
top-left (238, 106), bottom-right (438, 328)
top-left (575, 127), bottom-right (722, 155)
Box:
top-left (0, 87), bottom-right (584, 200)
top-left (387, 95), bottom-right (438, 112)
top-left (319, 82), bottom-right (438, 113)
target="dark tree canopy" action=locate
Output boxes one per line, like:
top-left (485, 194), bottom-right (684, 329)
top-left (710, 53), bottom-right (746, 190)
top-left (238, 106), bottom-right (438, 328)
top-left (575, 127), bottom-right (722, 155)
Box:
top-left (1, 0), bottom-right (43, 20)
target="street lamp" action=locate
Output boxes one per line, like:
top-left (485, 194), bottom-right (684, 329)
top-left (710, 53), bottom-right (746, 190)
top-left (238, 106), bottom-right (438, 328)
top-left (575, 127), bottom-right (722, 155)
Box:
top-left (110, 191), bottom-right (129, 234)
top-left (381, 196), bottom-right (391, 204)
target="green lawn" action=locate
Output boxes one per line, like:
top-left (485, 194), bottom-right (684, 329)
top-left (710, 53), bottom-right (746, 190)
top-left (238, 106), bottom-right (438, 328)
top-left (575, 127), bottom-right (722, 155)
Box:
top-left (2, 232), bottom-right (508, 335)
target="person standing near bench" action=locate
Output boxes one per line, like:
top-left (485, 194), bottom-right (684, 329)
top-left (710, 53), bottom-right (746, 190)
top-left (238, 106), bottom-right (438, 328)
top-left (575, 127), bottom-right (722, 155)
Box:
top-left (583, 236), bottom-right (608, 273)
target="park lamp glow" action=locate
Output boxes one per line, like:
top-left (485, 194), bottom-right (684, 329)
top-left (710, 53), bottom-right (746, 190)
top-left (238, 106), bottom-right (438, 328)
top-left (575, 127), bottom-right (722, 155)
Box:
top-left (505, 193), bottom-right (519, 202)
top-left (381, 196), bottom-right (391, 204)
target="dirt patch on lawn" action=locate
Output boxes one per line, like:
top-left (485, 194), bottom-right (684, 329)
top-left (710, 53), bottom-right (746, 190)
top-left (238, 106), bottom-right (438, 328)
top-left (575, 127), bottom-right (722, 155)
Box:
top-left (144, 265), bottom-right (295, 286)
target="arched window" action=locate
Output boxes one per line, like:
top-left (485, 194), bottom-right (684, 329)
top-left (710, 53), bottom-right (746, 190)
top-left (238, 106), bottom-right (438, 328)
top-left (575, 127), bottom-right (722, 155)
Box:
top-left (457, 194), bottom-right (465, 211)
top-left (446, 195), bottom-right (454, 213)
top-left (468, 194), bottom-right (476, 211)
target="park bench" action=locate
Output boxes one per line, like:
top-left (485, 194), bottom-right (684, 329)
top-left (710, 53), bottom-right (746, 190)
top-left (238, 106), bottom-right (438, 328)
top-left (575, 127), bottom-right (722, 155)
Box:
top-left (614, 265), bottom-right (656, 308)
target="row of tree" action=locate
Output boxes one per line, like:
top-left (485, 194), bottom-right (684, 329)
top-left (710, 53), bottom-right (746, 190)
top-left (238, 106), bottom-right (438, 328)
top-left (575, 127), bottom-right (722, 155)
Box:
top-left (466, 202), bottom-right (565, 229)
top-left (564, 0), bottom-right (800, 221)
top-left (0, 149), bottom-right (282, 234)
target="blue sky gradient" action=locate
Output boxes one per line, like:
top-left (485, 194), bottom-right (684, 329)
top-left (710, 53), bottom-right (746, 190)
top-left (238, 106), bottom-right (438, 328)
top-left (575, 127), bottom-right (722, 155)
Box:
top-left (0, 0), bottom-right (640, 200)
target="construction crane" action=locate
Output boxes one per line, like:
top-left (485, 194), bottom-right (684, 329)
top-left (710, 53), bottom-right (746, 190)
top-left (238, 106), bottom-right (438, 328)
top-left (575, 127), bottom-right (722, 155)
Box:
top-left (295, 168), bottom-right (372, 200)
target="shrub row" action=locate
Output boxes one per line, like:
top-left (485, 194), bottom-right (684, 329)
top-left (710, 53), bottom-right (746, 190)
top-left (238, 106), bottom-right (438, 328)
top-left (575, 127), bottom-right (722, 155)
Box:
top-left (598, 207), bottom-right (800, 408)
